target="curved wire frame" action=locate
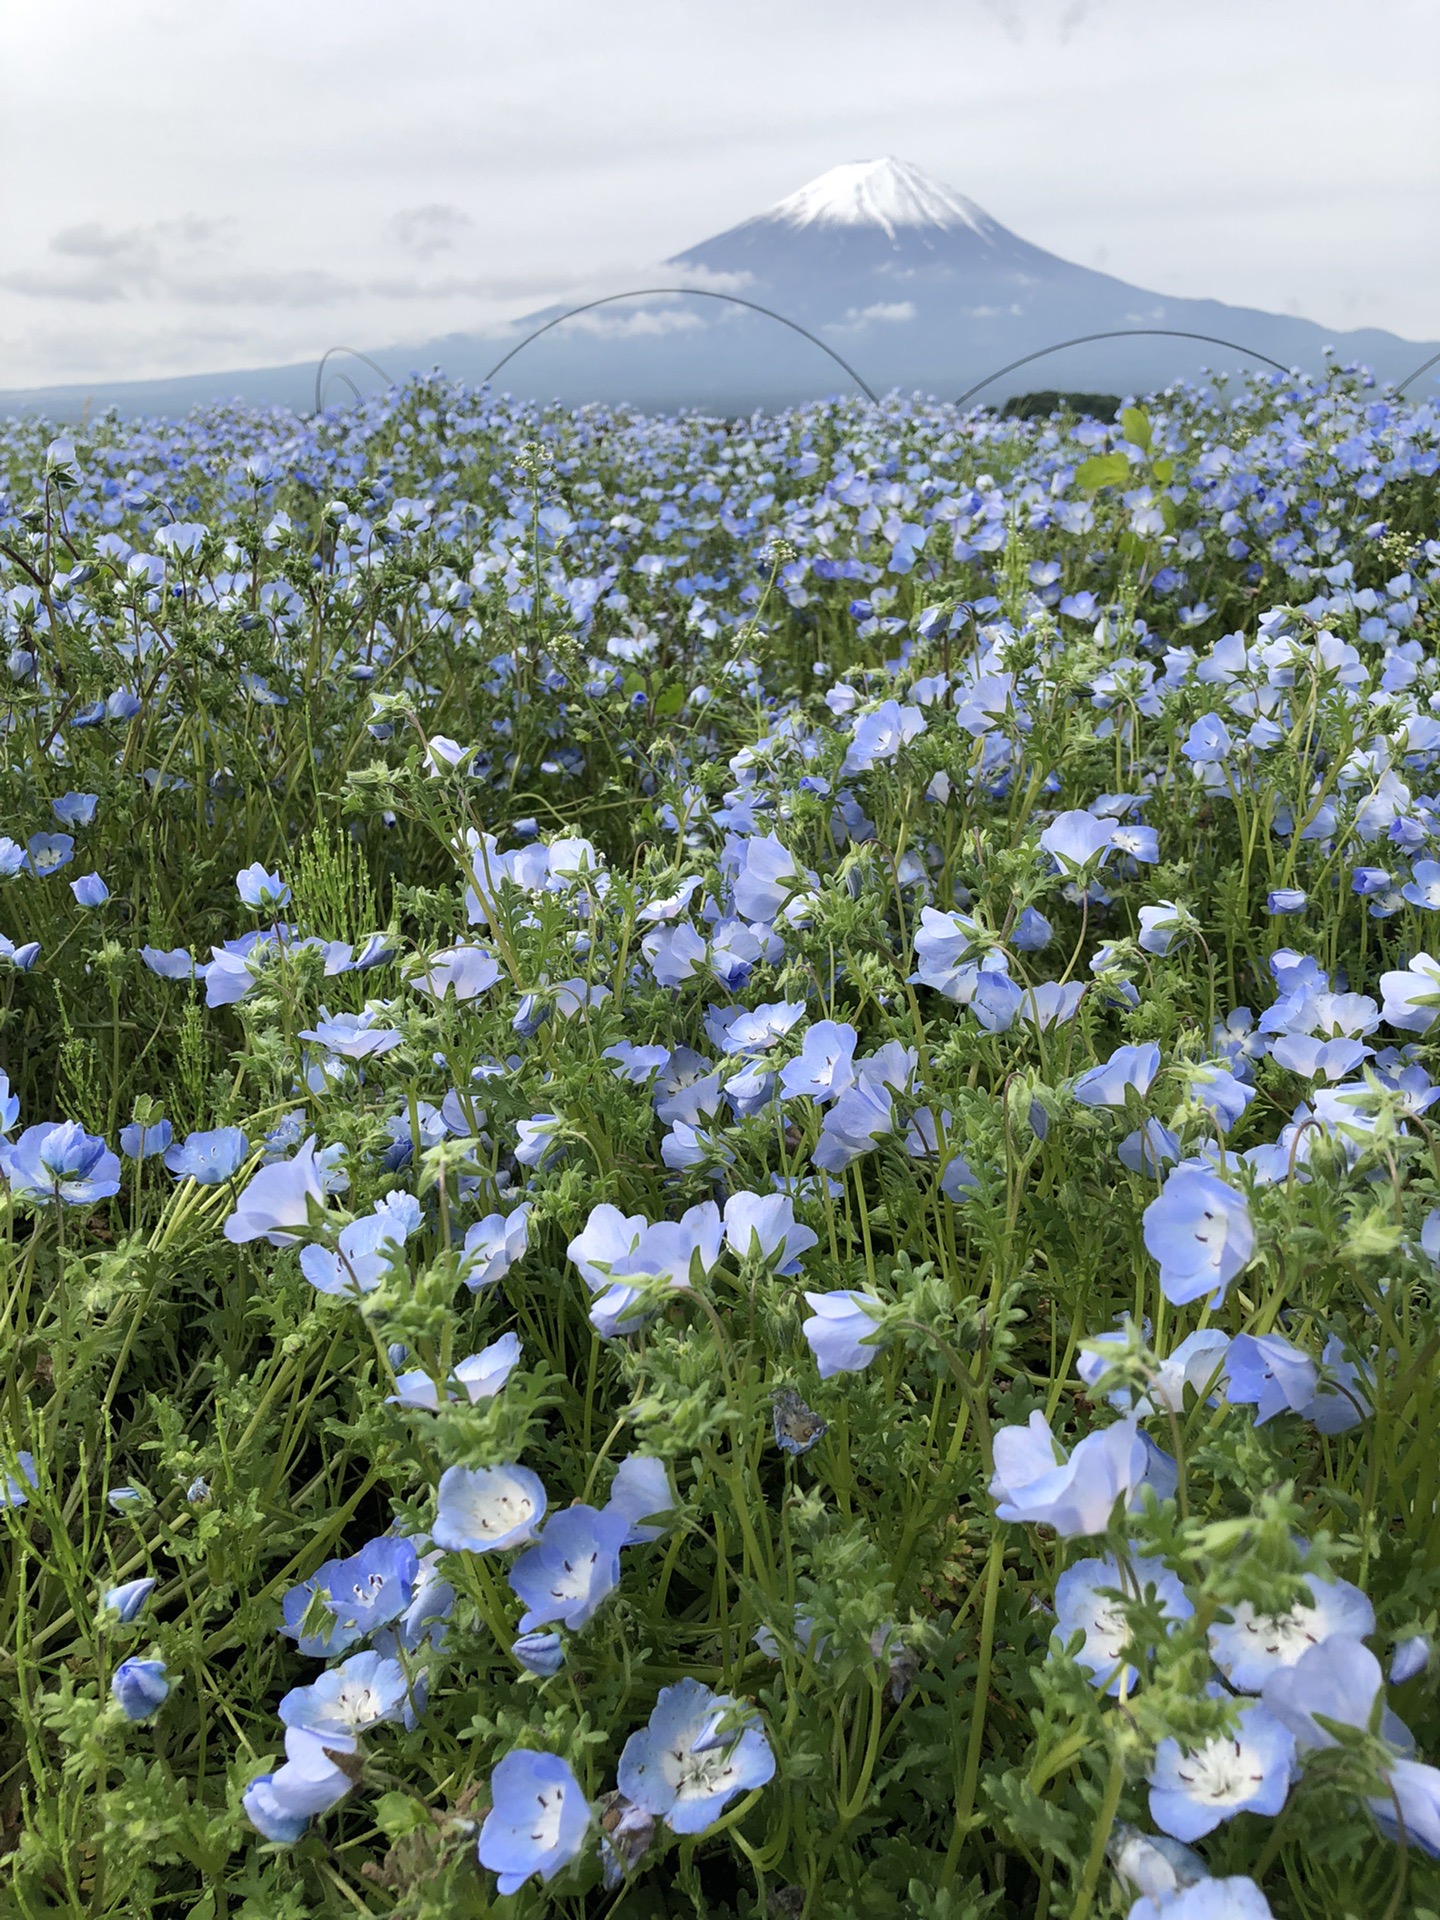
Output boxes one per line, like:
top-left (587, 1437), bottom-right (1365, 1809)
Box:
top-left (480, 288), bottom-right (879, 403)
top-left (313, 346), bottom-right (396, 416)
top-left (953, 328), bottom-right (1293, 409)
top-left (1396, 346), bottom-right (1440, 395)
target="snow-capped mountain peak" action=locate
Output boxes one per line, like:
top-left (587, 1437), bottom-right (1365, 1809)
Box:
top-left (763, 158), bottom-right (998, 244)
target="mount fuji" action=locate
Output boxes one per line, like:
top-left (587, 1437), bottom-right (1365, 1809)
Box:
top-left (3, 158), bottom-right (1433, 418)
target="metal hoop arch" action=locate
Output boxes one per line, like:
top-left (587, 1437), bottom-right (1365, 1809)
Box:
top-left (1396, 347), bottom-right (1440, 395)
top-left (313, 346), bottom-right (396, 416)
top-left (480, 288), bottom-right (879, 404)
top-left (953, 329), bottom-right (1292, 409)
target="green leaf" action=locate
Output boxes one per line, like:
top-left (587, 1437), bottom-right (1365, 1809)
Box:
top-left (1075, 452), bottom-right (1130, 493)
top-left (653, 682), bottom-right (685, 719)
top-left (1121, 405), bottom-right (1153, 451)
top-left (374, 1790), bottom-right (430, 1841)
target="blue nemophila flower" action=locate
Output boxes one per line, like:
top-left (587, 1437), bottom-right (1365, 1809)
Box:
top-left (70, 872), bottom-right (109, 907)
top-left (722, 1191), bottom-right (818, 1274)
top-left (1380, 952), bottom-right (1440, 1031)
top-left (1209, 1570), bottom-right (1374, 1692)
top-left (299, 1191), bottom-right (421, 1296)
top-left (101, 1577), bottom-right (156, 1622)
top-left (1266, 887), bottom-right (1307, 915)
top-left (1053, 1554), bottom-right (1193, 1695)
top-left (1223, 1332), bottom-right (1320, 1426)
top-left (778, 1020), bottom-right (858, 1102)
top-left (508, 1504), bottom-right (629, 1632)
top-left (111, 1657), bottom-right (169, 1722)
top-left (52, 792), bottom-right (98, 828)
top-left (0, 837), bottom-right (24, 877)
top-left (433, 1463), bottom-right (546, 1554)
top-left (26, 832), bottom-right (74, 877)
top-left (1148, 1701), bottom-right (1295, 1840)
top-left (2, 1452), bottom-right (38, 1507)
top-left (0, 1071), bottom-right (18, 1134)
top-left (300, 1005), bottom-right (404, 1061)
top-left (1073, 1043), bottom-right (1161, 1109)
top-left (603, 1454), bottom-right (676, 1544)
top-left (1078, 1327), bottom-right (1229, 1416)
top-left (1108, 1822), bottom-right (1207, 1904)
top-left (278, 1648), bottom-right (409, 1741)
top-left (477, 1749), bottom-right (591, 1895)
top-left (812, 1078), bottom-right (894, 1171)
top-left (1404, 861), bottom-right (1440, 910)
top-left (280, 1535), bottom-right (419, 1656)
top-left (513, 1630), bottom-right (565, 1676)
top-left (223, 1137), bottom-right (327, 1246)
top-left (1039, 809), bottom-right (1116, 875)
top-left (1392, 1635), bottom-right (1432, 1683)
top-left (140, 944), bottom-right (196, 980)
top-left (1262, 1635), bottom-right (1440, 1853)
top-left (235, 862), bottom-right (291, 910)
top-left (1128, 1877), bottom-right (1275, 1920)
top-left (1142, 1168), bottom-right (1254, 1308)
top-left (163, 1126), bottom-right (248, 1184)
top-left (801, 1289), bottom-right (885, 1377)
top-left (412, 942), bottom-right (501, 1001)
top-left (989, 1411), bottom-right (1147, 1537)
top-left (243, 1727), bottom-right (355, 1844)
top-left (120, 1118), bottom-right (172, 1161)
top-left (389, 1333), bottom-right (522, 1409)
top-left (514, 1112), bottom-right (565, 1169)
top-left (0, 934), bottom-right (40, 970)
top-left (618, 1678), bottom-right (776, 1835)
top-left (458, 1203), bottom-right (530, 1289)
top-left (1137, 901), bottom-right (1194, 957)
top-left (1, 1121), bottom-right (121, 1206)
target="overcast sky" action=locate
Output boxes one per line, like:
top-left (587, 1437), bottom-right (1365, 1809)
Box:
top-left (2, 0), bottom-right (1437, 388)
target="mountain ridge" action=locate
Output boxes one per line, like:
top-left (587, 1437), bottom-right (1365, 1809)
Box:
top-left (2, 158), bottom-right (1433, 419)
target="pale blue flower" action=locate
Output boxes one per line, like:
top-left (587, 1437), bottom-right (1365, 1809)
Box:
top-left (26, 832), bottom-right (74, 877)
top-left (1210, 1574), bottom-right (1374, 1692)
top-left (618, 1677), bottom-right (775, 1835)
top-left (163, 1126), bottom-right (248, 1184)
top-left (1142, 1168), bottom-right (1254, 1308)
top-left (119, 1118), bottom-right (171, 1161)
top-left (603, 1454), bottom-right (676, 1545)
top-left (1053, 1554), bottom-right (1193, 1695)
top-left (1128, 1877), bottom-right (1274, 1920)
top-left (508, 1504), bottom-right (629, 1631)
top-left (989, 1411), bottom-right (1146, 1537)
top-left (458, 1203), bottom-right (530, 1289)
top-left (2, 1121), bottom-right (121, 1206)
top-left (112, 1657), bottom-right (169, 1721)
top-left (801, 1289), bottom-right (885, 1377)
top-left (513, 1631), bottom-right (565, 1675)
top-left (243, 1727), bottom-right (355, 1843)
top-left (280, 1535), bottom-right (419, 1656)
top-left (101, 1576), bottom-right (156, 1622)
top-left (477, 1749), bottom-right (590, 1893)
top-left (722, 1191), bottom-right (818, 1274)
top-left (278, 1648), bottom-right (409, 1741)
top-left (223, 1136), bottom-right (326, 1246)
top-left (433, 1463), bottom-right (546, 1554)
top-left (236, 862), bottom-right (290, 910)
top-left (1148, 1702), bottom-right (1295, 1840)
top-left (70, 872), bottom-right (108, 907)
top-left (1073, 1043), bottom-right (1161, 1109)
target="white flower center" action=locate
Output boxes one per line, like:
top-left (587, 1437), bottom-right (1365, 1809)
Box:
top-left (1173, 1735), bottom-right (1269, 1807)
top-left (1226, 1600), bottom-right (1322, 1665)
top-left (528, 1784), bottom-right (565, 1849)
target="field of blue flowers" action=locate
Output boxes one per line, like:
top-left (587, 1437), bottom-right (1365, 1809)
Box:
top-left (0, 363), bottom-right (1438, 1919)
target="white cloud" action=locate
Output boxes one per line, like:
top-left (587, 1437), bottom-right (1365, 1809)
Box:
top-left (0, 0), bottom-right (1435, 386)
